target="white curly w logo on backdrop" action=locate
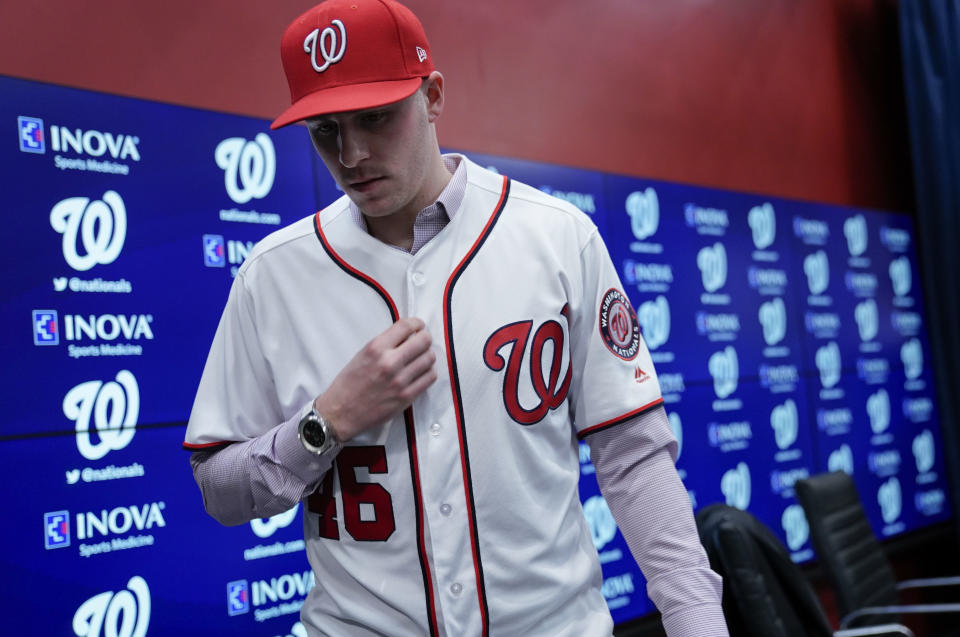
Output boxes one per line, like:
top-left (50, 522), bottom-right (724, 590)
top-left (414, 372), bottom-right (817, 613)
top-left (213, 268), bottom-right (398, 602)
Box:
top-left (63, 371), bottom-right (139, 461)
top-left (867, 388), bottom-right (891, 435)
top-left (855, 299), bottom-right (879, 342)
top-left (878, 477), bottom-right (902, 524)
top-left (781, 505), bottom-right (809, 551)
top-left (901, 338), bottom-right (923, 380)
top-left (889, 256), bottom-right (912, 297)
top-left (748, 202), bottom-right (776, 250)
top-left (582, 495), bottom-right (618, 551)
top-left (815, 342), bottom-right (841, 389)
top-left (843, 213), bottom-right (868, 256)
top-left (50, 191), bottom-right (127, 271)
top-left (215, 134), bottom-right (276, 205)
top-left (770, 399), bottom-right (798, 450)
top-left (697, 242), bottom-right (727, 292)
top-left (73, 576), bottom-right (150, 637)
top-left (804, 250), bottom-right (830, 295)
top-left (913, 429), bottom-right (935, 474)
top-left (758, 297), bottom-right (786, 346)
top-left (828, 444), bottom-right (854, 475)
top-left (250, 505), bottom-right (300, 538)
top-left (637, 295), bottom-right (670, 350)
top-left (708, 346), bottom-right (739, 399)
top-left (668, 412), bottom-right (683, 460)
top-left (721, 462), bottom-right (751, 510)
top-left (625, 187), bottom-right (660, 240)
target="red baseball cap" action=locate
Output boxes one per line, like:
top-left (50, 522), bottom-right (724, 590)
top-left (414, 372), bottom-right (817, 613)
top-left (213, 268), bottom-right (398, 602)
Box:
top-left (271, 0), bottom-right (435, 129)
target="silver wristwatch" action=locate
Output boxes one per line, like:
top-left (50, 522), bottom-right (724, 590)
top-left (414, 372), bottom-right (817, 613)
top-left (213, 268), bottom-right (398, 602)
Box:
top-left (297, 408), bottom-right (342, 456)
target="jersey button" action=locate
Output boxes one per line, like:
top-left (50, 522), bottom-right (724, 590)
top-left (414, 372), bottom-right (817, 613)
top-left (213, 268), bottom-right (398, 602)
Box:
top-left (430, 423), bottom-right (441, 436)
top-left (411, 271), bottom-right (426, 286)
top-left (440, 503), bottom-right (452, 516)
top-left (449, 582), bottom-right (463, 596)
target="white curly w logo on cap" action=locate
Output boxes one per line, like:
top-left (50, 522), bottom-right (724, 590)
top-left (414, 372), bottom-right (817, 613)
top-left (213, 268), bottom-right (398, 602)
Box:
top-left (304, 19), bottom-right (347, 73)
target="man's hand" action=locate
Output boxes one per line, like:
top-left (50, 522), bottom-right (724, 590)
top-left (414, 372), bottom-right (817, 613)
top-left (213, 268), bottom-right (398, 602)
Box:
top-left (314, 317), bottom-right (437, 441)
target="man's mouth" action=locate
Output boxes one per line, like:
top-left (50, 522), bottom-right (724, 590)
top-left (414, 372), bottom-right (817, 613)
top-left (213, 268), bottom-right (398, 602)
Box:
top-left (348, 176), bottom-right (385, 192)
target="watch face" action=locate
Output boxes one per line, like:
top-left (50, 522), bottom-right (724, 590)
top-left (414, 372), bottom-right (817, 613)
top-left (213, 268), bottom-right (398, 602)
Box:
top-left (303, 419), bottom-right (326, 448)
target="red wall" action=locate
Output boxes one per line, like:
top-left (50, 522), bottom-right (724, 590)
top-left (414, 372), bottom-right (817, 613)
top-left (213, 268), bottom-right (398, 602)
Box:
top-left (0, 0), bottom-right (912, 209)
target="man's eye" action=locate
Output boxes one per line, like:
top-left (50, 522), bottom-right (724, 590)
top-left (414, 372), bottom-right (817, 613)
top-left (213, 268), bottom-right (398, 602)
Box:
top-left (313, 123), bottom-right (337, 136)
top-left (363, 111), bottom-right (387, 125)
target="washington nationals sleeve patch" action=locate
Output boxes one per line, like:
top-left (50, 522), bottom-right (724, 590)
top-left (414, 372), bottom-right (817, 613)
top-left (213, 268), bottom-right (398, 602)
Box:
top-left (599, 288), bottom-right (640, 360)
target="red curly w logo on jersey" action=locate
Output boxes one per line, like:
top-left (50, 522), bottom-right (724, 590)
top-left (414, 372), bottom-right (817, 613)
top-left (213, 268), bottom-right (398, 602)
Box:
top-left (483, 306), bottom-right (571, 426)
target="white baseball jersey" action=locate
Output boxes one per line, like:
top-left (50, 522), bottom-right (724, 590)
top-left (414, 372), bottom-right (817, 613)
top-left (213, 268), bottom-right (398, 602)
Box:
top-left (185, 156), bottom-right (664, 636)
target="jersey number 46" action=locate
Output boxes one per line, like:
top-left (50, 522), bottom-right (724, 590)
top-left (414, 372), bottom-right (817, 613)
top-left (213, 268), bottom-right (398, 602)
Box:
top-left (307, 446), bottom-right (396, 542)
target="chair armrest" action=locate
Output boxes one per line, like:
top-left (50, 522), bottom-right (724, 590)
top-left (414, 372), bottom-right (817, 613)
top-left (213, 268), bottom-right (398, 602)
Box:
top-left (896, 575), bottom-right (960, 591)
top-left (835, 625), bottom-right (915, 637)
top-left (840, 603), bottom-right (960, 629)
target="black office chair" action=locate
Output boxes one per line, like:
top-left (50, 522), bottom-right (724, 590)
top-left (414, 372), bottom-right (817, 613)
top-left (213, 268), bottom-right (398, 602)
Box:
top-left (795, 471), bottom-right (960, 631)
top-left (695, 503), bottom-right (912, 637)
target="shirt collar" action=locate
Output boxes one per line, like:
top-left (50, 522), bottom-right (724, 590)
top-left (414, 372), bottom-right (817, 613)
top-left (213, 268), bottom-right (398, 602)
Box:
top-left (348, 154), bottom-right (466, 232)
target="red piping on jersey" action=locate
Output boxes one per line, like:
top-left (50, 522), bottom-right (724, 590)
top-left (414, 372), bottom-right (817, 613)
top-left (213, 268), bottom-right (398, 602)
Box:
top-left (314, 211), bottom-right (440, 637)
top-left (441, 175), bottom-right (510, 637)
top-left (182, 440), bottom-right (233, 451)
top-left (577, 397), bottom-right (666, 439)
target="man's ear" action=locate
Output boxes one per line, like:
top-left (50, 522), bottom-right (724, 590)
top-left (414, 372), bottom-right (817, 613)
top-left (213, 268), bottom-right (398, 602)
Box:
top-left (423, 71), bottom-right (444, 123)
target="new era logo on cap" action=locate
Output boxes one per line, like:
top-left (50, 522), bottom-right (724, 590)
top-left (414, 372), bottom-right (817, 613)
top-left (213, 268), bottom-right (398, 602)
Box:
top-left (416, 46), bottom-right (427, 63)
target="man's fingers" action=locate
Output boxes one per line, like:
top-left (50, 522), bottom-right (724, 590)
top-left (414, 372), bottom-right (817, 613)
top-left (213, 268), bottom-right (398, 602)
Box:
top-left (377, 317), bottom-right (426, 349)
top-left (393, 328), bottom-right (433, 366)
top-left (395, 346), bottom-right (437, 387)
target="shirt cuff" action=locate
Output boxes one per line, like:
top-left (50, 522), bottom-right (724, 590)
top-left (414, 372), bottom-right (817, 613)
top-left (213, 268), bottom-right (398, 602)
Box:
top-left (274, 402), bottom-right (335, 488)
top-left (660, 602), bottom-right (729, 637)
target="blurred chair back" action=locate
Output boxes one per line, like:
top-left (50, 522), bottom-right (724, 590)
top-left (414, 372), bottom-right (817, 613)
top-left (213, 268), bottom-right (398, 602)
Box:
top-left (795, 471), bottom-right (900, 623)
top-left (696, 503), bottom-right (833, 637)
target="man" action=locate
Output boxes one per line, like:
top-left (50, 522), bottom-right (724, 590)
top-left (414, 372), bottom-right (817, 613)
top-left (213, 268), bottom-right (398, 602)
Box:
top-left (184, 1), bottom-right (728, 635)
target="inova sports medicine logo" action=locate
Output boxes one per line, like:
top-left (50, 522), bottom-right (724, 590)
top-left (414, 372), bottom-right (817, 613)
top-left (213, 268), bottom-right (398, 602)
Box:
top-left (19, 116), bottom-right (141, 175)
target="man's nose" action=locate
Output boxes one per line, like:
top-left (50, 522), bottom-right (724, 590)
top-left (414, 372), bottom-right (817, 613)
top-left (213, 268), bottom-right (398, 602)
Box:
top-left (338, 127), bottom-right (369, 168)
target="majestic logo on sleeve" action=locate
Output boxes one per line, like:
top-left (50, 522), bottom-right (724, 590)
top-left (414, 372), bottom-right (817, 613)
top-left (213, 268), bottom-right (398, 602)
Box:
top-left (484, 309), bottom-right (572, 425)
top-left (304, 20), bottom-right (347, 73)
top-left (598, 289), bottom-right (640, 360)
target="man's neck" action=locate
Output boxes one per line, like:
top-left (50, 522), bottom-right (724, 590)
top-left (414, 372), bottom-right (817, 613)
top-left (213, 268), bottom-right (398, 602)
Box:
top-left (364, 153), bottom-right (453, 251)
